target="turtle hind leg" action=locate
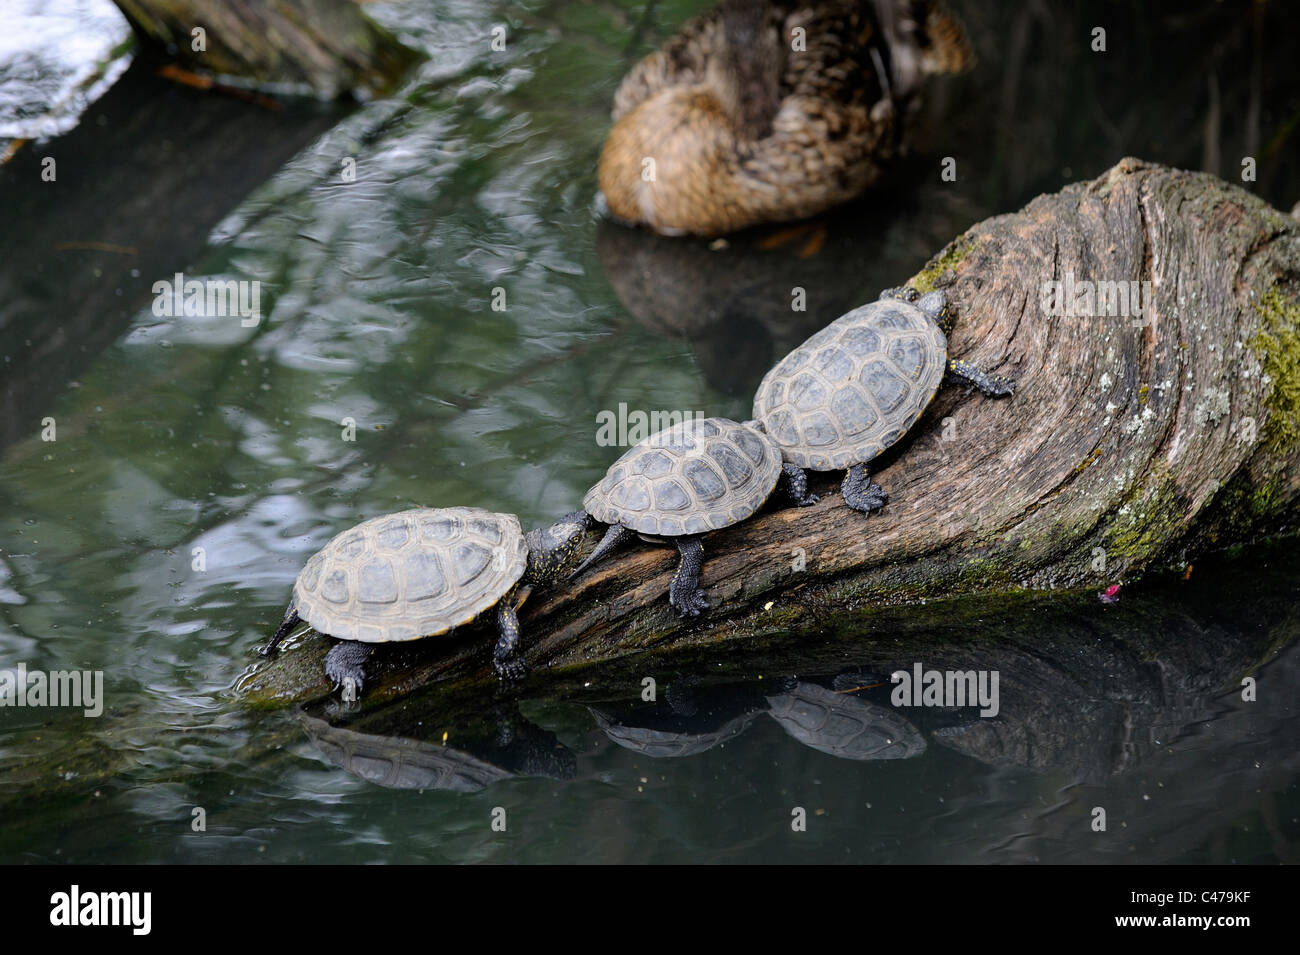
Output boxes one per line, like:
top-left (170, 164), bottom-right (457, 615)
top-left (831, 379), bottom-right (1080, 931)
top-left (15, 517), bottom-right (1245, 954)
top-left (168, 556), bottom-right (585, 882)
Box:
top-left (947, 357), bottom-right (1015, 398)
top-left (780, 463), bottom-right (819, 507)
top-left (494, 594), bottom-right (529, 682)
top-left (260, 605), bottom-right (301, 656)
top-left (324, 642), bottom-right (372, 702)
top-left (668, 536), bottom-right (709, 617)
top-left (841, 464), bottom-right (888, 514)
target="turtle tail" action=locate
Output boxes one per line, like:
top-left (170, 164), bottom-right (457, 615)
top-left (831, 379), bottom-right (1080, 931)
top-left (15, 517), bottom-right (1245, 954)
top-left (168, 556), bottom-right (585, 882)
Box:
top-left (261, 605), bottom-right (301, 656)
top-left (572, 524), bottom-right (635, 578)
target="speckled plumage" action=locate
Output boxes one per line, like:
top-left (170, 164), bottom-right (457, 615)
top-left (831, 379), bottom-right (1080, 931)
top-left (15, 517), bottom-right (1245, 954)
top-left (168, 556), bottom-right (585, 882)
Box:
top-left (598, 0), bottom-right (972, 236)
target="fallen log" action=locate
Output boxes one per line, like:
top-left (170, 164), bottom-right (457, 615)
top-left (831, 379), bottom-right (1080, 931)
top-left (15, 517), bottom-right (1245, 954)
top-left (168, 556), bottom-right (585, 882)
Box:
top-left (239, 157), bottom-right (1300, 709)
top-left (110, 0), bottom-right (419, 97)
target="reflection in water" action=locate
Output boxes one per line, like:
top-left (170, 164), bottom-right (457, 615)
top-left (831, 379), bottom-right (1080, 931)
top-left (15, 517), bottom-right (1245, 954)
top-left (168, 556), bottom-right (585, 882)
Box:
top-left (0, 59), bottom-right (342, 454)
top-left (594, 187), bottom-right (960, 396)
top-left (275, 545), bottom-right (1299, 863)
top-left (0, 0), bottom-right (1297, 863)
top-left (301, 707), bottom-right (575, 793)
top-left (585, 677), bottom-right (927, 761)
top-left (589, 680), bottom-right (769, 758)
top-left (766, 682), bottom-right (926, 760)
top-left (300, 545), bottom-right (1294, 807)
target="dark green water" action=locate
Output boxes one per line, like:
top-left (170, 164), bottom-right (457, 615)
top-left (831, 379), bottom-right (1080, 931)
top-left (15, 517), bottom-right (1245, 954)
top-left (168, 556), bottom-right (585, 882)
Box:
top-left (0, 0), bottom-right (1297, 863)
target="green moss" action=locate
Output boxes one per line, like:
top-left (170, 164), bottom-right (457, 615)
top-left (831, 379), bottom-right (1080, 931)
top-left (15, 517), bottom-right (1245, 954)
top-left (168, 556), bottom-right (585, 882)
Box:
top-left (1252, 483), bottom-right (1279, 516)
top-left (912, 236), bottom-right (976, 293)
top-left (1073, 446), bottom-right (1103, 475)
top-left (1102, 468), bottom-right (1187, 567)
top-left (1251, 285), bottom-right (1300, 454)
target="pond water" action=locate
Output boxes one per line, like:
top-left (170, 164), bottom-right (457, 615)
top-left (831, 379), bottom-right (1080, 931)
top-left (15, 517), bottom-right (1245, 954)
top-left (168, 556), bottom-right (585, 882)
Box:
top-left (0, 0), bottom-right (1297, 863)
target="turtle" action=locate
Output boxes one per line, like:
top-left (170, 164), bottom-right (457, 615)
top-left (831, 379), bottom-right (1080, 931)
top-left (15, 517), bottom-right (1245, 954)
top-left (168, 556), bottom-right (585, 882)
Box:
top-left (260, 506), bottom-right (590, 699)
top-left (752, 286), bottom-right (1015, 514)
top-left (573, 416), bottom-right (815, 617)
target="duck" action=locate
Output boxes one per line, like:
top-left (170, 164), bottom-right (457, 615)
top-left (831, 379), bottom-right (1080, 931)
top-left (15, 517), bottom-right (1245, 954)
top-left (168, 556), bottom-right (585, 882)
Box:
top-left (597, 0), bottom-right (973, 237)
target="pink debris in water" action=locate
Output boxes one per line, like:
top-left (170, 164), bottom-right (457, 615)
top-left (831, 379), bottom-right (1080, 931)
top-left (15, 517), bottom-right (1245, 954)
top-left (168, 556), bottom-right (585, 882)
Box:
top-left (1099, 583), bottom-right (1122, 604)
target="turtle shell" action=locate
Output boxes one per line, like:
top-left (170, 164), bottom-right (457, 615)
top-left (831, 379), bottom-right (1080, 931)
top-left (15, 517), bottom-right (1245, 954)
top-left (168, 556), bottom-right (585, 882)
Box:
top-left (292, 507), bottom-right (527, 644)
top-left (583, 417), bottom-right (782, 536)
top-left (752, 299), bottom-right (948, 470)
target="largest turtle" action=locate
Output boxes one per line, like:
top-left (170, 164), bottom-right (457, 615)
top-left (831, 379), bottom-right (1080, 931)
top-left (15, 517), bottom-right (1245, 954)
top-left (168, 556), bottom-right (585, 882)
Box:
top-left (752, 286), bottom-right (1015, 514)
top-left (261, 507), bottom-right (590, 698)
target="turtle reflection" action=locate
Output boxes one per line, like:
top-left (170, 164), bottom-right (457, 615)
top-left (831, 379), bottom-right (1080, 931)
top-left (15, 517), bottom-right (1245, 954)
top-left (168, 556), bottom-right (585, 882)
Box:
top-left (589, 680), bottom-right (769, 759)
top-left (590, 676), bottom-right (926, 761)
top-left (766, 681), bottom-right (925, 760)
top-left (300, 706), bottom-right (575, 793)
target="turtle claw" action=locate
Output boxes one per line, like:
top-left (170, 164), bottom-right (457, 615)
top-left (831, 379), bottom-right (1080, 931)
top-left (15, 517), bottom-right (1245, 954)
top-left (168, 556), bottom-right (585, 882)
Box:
top-left (842, 464), bottom-right (888, 515)
top-left (494, 656), bottom-right (530, 682)
top-left (324, 641), bottom-right (371, 700)
top-left (862, 484), bottom-right (888, 512)
top-left (671, 588), bottom-right (709, 617)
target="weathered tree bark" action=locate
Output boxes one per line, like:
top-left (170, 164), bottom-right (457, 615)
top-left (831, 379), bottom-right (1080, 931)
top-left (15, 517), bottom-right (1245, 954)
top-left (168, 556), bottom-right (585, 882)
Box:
top-left (240, 157), bottom-right (1300, 709)
top-left (110, 0), bottom-right (420, 97)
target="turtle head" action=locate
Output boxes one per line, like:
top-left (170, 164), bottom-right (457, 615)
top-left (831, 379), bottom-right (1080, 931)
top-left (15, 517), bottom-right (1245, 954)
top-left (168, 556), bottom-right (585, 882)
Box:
top-left (882, 286), bottom-right (955, 337)
top-left (524, 511), bottom-right (593, 586)
top-left (917, 290), bottom-right (955, 337)
top-left (879, 286), bottom-right (920, 304)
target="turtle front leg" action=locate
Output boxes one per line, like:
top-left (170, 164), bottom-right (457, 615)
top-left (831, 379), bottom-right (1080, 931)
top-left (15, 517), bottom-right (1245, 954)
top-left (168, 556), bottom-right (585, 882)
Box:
top-left (493, 590), bottom-right (530, 682)
top-left (668, 536), bottom-right (709, 617)
top-left (260, 604), bottom-right (301, 656)
top-left (946, 358), bottom-right (1016, 398)
top-left (780, 463), bottom-right (819, 507)
top-left (841, 463), bottom-right (888, 514)
top-left (324, 641), bottom-right (372, 702)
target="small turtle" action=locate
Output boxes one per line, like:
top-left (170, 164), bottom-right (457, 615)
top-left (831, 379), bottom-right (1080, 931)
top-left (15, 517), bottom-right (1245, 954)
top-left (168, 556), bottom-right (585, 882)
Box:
top-left (261, 507), bottom-right (590, 698)
top-left (574, 416), bottom-right (813, 616)
top-left (752, 287), bottom-right (1015, 514)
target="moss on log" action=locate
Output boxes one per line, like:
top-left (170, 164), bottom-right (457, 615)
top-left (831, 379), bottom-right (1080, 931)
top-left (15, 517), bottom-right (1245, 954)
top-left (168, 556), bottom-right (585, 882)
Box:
top-left (110, 0), bottom-right (420, 97)
top-left (239, 158), bottom-right (1300, 709)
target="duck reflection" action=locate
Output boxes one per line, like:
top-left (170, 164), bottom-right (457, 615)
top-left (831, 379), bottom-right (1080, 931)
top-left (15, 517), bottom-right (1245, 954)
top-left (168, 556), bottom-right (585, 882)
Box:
top-left (593, 189), bottom-right (951, 395)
